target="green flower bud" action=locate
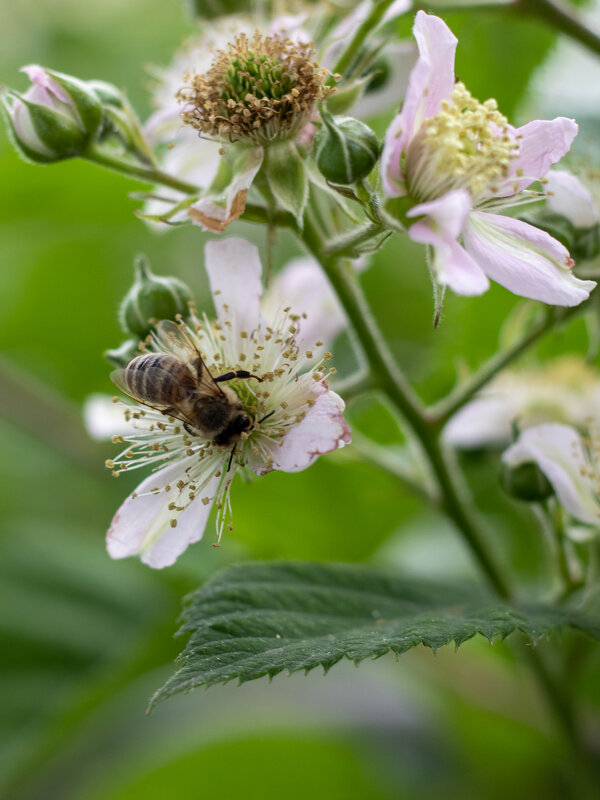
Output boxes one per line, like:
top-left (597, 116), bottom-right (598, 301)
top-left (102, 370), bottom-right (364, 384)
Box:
top-left (501, 461), bottom-right (554, 503)
top-left (1, 65), bottom-right (102, 164)
top-left (316, 112), bottom-right (380, 185)
top-left (119, 255), bottom-right (194, 339)
top-left (104, 339), bottom-right (140, 368)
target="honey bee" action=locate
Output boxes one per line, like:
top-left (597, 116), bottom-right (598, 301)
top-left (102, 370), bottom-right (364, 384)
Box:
top-left (111, 319), bottom-right (263, 448)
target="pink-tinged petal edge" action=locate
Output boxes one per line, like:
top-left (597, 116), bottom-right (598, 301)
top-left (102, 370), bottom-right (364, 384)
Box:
top-left (21, 65), bottom-right (71, 104)
top-left (407, 191), bottom-right (490, 296)
top-left (204, 237), bottom-right (263, 339)
top-left (381, 12), bottom-right (457, 197)
top-left (504, 117), bottom-right (578, 193)
top-left (464, 211), bottom-right (596, 306)
top-left (254, 387), bottom-right (351, 475)
top-left (107, 459), bottom-right (221, 568)
top-left (502, 423), bottom-right (600, 526)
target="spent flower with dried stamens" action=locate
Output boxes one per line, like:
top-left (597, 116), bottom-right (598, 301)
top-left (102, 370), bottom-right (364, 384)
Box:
top-left (106, 237), bottom-right (350, 568)
top-left (178, 32), bottom-right (330, 145)
top-left (178, 31), bottom-right (330, 145)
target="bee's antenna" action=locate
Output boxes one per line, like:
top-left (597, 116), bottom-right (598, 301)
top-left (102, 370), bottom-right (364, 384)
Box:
top-left (227, 445), bottom-right (236, 472)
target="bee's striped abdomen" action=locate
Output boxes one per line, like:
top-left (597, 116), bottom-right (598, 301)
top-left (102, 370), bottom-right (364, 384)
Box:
top-left (124, 353), bottom-right (196, 406)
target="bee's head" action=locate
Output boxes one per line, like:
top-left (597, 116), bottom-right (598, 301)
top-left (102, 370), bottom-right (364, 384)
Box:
top-left (233, 412), bottom-right (252, 434)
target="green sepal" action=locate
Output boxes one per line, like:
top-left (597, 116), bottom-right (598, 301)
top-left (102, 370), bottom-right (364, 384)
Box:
top-left (380, 194), bottom-right (414, 232)
top-left (325, 75), bottom-right (372, 116)
top-left (46, 70), bottom-right (103, 138)
top-left (10, 92), bottom-right (87, 159)
top-left (264, 140), bottom-right (308, 227)
top-left (0, 91), bottom-right (56, 164)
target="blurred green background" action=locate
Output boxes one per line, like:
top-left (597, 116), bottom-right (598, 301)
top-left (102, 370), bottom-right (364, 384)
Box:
top-left (1, 1), bottom-right (600, 798)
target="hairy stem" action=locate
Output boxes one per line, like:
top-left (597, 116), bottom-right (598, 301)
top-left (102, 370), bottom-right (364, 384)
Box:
top-left (83, 147), bottom-right (201, 195)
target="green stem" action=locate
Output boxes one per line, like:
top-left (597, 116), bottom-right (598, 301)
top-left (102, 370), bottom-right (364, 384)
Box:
top-left (325, 223), bottom-right (385, 258)
top-left (302, 213), bottom-right (511, 598)
top-left (431, 303), bottom-right (586, 425)
top-left (329, 0), bottom-right (399, 82)
top-left (518, 0), bottom-right (600, 59)
top-left (83, 146), bottom-right (201, 195)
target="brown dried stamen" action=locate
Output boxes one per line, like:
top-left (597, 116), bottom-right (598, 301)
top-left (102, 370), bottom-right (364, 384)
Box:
top-left (177, 32), bottom-right (330, 145)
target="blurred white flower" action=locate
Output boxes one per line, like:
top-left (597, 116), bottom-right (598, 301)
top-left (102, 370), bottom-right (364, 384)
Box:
top-left (545, 169), bottom-right (599, 229)
top-left (444, 356), bottom-right (600, 449)
top-left (503, 422), bottom-right (600, 529)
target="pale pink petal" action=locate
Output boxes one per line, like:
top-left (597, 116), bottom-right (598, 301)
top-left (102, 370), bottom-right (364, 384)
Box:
top-left (407, 191), bottom-right (489, 295)
top-left (463, 211), bottom-right (595, 306)
top-left (502, 423), bottom-right (600, 526)
top-left (205, 237), bottom-right (263, 339)
top-left (443, 395), bottom-right (515, 449)
top-left (262, 257), bottom-right (347, 352)
top-left (107, 459), bottom-right (220, 568)
top-left (381, 12), bottom-right (457, 196)
top-left (502, 118), bottom-right (578, 193)
top-left (22, 64), bottom-right (70, 104)
top-left (255, 388), bottom-right (351, 474)
top-left (545, 170), bottom-right (599, 228)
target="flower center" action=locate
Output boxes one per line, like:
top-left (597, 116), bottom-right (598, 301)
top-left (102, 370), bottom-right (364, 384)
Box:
top-left (405, 82), bottom-right (518, 202)
top-left (178, 32), bottom-right (330, 145)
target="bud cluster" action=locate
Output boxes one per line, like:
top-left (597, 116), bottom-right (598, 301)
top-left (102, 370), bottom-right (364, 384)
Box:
top-left (177, 32), bottom-right (331, 145)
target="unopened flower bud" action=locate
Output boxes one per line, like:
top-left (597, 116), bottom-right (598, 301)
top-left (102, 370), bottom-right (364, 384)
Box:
top-left (501, 461), bottom-right (554, 503)
top-left (119, 255), bottom-right (194, 339)
top-left (316, 113), bottom-right (379, 185)
top-left (104, 339), bottom-right (140, 368)
top-left (88, 80), bottom-right (127, 109)
top-left (1, 65), bottom-right (102, 163)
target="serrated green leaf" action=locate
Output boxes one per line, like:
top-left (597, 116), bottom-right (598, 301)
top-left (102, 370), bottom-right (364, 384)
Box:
top-left (150, 561), bottom-right (600, 708)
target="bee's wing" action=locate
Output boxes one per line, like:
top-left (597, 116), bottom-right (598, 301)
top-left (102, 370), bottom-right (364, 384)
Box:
top-left (110, 366), bottom-right (200, 429)
top-left (154, 320), bottom-right (224, 398)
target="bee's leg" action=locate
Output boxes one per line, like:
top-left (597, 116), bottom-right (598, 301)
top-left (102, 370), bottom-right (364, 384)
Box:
top-left (215, 370), bottom-right (263, 383)
top-left (227, 445), bottom-right (237, 473)
top-left (257, 410), bottom-right (275, 424)
top-left (160, 407), bottom-right (175, 417)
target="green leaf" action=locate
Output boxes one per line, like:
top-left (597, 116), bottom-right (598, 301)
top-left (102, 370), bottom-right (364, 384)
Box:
top-left (150, 561), bottom-right (600, 707)
top-left (265, 141), bottom-right (308, 226)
